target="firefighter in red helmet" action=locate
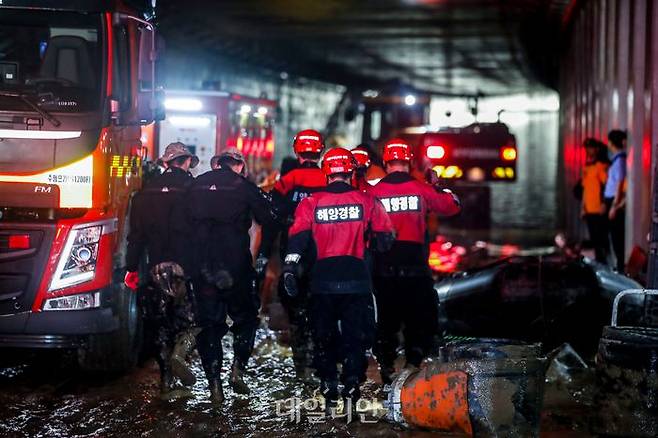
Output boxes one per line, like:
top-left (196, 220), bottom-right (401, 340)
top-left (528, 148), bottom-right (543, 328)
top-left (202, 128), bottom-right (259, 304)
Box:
top-left (283, 147), bottom-right (394, 410)
top-left (352, 144), bottom-right (387, 190)
top-left (257, 129), bottom-right (326, 379)
top-left (351, 145), bottom-right (372, 191)
top-left (368, 138), bottom-right (461, 384)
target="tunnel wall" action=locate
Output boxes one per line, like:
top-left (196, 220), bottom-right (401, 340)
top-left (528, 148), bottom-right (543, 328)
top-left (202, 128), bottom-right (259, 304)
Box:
top-left (162, 46), bottom-right (361, 164)
top-left (560, 0), bottom-right (658, 259)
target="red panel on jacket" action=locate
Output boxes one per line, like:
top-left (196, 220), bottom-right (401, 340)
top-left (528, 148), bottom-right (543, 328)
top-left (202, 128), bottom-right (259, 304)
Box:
top-left (367, 172), bottom-right (460, 244)
top-left (289, 186), bottom-right (393, 260)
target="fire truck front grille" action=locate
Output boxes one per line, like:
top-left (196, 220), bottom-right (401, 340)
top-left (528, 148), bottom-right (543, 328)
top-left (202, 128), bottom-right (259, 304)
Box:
top-left (0, 224), bottom-right (55, 316)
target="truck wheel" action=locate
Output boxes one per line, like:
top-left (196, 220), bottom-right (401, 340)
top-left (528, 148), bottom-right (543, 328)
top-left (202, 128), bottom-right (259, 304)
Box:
top-left (78, 283), bottom-right (142, 373)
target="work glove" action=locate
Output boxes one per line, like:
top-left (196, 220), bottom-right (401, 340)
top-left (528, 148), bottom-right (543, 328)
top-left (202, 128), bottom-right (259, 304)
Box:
top-left (124, 271), bottom-right (139, 291)
top-left (283, 272), bottom-right (299, 298)
top-left (255, 256), bottom-right (269, 277)
top-left (282, 253), bottom-right (302, 297)
top-left (436, 187), bottom-right (461, 207)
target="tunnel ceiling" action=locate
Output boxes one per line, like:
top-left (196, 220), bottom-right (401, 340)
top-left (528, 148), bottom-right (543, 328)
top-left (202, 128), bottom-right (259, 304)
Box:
top-left (158, 0), bottom-right (567, 97)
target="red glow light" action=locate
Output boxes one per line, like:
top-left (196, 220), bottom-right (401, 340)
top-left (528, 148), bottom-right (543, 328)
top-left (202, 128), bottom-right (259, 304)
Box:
top-left (9, 235), bottom-right (30, 249)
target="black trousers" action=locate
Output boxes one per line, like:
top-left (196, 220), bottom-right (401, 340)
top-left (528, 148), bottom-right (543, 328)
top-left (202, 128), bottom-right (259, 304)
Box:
top-left (141, 283), bottom-right (195, 378)
top-left (279, 275), bottom-right (314, 371)
top-left (605, 199), bottom-right (626, 272)
top-left (584, 213), bottom-right (609, 263)
top-left (373, 274), bottom-right (438, 369)
top-left (309, 293), bottom-right (376, 398)
top-left (194, 276), bottom-right (260, 380)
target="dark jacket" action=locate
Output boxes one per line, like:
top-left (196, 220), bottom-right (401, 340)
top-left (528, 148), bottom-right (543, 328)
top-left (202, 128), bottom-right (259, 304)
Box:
top-left (259, 161), bottom-right (326, 260)
top-left (187, 167), bottom-right (276, 279)
top-left (125, 166), bottom-right (193, 272)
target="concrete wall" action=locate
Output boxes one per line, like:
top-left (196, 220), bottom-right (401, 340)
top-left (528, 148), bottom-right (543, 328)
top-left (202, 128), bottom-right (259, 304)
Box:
top-left (560, 0), bottom-right (657, 258)
top-left (162, 46), bottom-right (360, 164)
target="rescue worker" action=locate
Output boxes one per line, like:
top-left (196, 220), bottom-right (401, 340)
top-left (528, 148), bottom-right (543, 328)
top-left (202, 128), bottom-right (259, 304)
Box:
top-left (256, 129), bottom-right (326, 379)
top-left (605, 129), bottom-right (627, 272)
top-left (124, 142), bottom-right (199, 397)
top-left (283, 148), bottom-right (395, 410)
top-left (368, 138), bottom-right (461, 384)
top-left (187, 148), bottom-right (276, 404)
top-left (351, 145), bottom-right (373, 191)
top-left (355, 143), bottom-right (387, 184)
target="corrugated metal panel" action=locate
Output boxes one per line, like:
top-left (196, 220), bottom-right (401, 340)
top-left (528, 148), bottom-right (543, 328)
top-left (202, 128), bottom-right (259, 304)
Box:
top-left (560, 0), bottom-right (655, 259)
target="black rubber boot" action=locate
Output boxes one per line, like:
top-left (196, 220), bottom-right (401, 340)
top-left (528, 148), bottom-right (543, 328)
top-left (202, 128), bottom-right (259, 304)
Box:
top-left (170, 329), bottom-right (198, 386)
top-left (341, 385), bottom-right (360, 421)
top-left (209, 379), bottom-right (225, 405)
top-left (229, 362), bottom-right (250, 395)
top-left (320, 380), bottom-right (339, 415)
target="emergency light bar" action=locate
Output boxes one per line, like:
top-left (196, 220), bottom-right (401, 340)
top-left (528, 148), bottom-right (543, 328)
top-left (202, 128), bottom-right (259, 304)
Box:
top-left (168, 116), bottom-right (211, 127)
top-left (0, 129), bottom-right (81, 140)
top-left (164, 98), bottom-right (202, 112)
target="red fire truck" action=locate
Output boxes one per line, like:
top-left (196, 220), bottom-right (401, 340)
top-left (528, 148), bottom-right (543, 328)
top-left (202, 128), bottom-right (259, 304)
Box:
top-left (398, 122), bottom-right (518, 183)
top-left (361, 91), bottom-right (518, 183)
top-left (142, 90), bottom-right (277, 180)
top-left (361, 90), bottom-right (518, 231)
top-left (0, 1), bottom-right (160, 370)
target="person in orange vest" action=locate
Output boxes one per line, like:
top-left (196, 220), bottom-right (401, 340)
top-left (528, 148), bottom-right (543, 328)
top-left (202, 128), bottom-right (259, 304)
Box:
top-left (579, 138), bottom-right (609, 263)
top-left (368, 138), bottom-right (461, 384)
top-left (257, 129), bottom-right (327, 379)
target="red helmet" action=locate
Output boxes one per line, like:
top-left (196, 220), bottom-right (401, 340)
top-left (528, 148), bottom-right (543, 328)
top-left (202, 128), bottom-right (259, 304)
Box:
top-left (351, 146), bottom-right (371, 168)
top-left (293, 129), bottom-right (324, 154)
top-left (382, 138), bottom-right (412, 163)
top-left (322, 147), bottom-right (356, 175)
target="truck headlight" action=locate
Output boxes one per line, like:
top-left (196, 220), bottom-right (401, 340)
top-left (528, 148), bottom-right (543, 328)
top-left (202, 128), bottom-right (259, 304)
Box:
top-left (49, 225), bottom-right (101, 291)
top-left (43, 292), bottom-right (100, 311)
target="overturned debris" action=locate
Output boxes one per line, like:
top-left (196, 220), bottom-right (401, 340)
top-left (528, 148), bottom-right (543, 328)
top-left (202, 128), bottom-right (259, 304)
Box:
top-left (436, 256), bottom-right (642, 355)
top-left (387, 339), bottom-right (546, 437)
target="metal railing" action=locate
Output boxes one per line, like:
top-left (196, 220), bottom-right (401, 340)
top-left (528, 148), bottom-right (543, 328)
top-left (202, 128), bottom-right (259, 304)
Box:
top-left (611, 289), bottom-right (658, 327)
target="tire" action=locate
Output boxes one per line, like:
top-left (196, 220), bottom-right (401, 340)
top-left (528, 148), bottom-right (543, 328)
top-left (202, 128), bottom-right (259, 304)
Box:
top-left (78, 282), bottom-right (143, 373)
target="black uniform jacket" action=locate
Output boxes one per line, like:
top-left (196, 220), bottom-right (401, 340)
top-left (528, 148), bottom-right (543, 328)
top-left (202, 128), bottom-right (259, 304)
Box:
top-left (125, 166), bottom-right (193, 272)
top-left (187, 167), bottom-right (276, 279)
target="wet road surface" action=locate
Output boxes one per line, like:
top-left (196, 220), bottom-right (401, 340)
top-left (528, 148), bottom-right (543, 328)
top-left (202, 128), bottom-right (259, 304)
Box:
top-left (0, 322), bottom-right (595, 437)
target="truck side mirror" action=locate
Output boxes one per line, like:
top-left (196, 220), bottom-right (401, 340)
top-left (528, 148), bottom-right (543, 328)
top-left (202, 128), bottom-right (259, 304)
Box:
top-left (137, 25), bottom-right (163, 124)
top-left (154, 87), bottom-right (165, 121)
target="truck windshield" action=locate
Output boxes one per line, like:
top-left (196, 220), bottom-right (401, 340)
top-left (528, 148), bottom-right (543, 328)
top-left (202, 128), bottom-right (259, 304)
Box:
top-left (0, 10), bottom-right (103, 113)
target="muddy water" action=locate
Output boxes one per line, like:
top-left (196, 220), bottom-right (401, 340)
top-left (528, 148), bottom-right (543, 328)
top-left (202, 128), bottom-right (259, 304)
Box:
top-left (0, 325), bottom-right (594, 437)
